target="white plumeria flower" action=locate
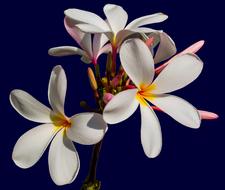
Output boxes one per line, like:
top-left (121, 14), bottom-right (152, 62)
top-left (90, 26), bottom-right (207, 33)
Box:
top-left (10, 65), bottom-right (107, 185)
top-left (103, 39), bottom-right (203, 158)
top-left (64, 4), bottom-right (168, 49)
top-left (48, 17), bottom-right (111, 65)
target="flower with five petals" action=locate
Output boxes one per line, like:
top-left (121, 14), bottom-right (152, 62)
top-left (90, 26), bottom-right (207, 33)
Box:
top-left (65, 4), bottom-right (168, 49)
top-left (103, 39), bottom-right (203, 158)
top-left (10, 65), bottom-right (107, 185)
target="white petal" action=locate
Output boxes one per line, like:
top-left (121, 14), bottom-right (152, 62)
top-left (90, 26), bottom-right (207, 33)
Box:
top-left (153, 32), bottom-right (177, 64)
top-left (120, 38), bottom-right (155, 87)
top-left (103, 4), bottom-right (128, 34)
top-left (130, 27), bottom-right (157, 33)
top-left (151, 54), bottom-right (203, 94)
top-left (48, 65), bottom-right (67, 115)
top-left (12, 124), bottom-right (58, 169)
top-left (67, 113), bottom-right (107, 145)
top-left (48, 129), bottom-right (80, 186)
top-left (65, 9), bottom-right (110, 32)
top-left (149, 94), bottom-right (201, 128)
top-left (76, 23), bottom-right (108, 33)
top-left (48, 46), bottom-right (85, 57)
top-left (93, 33), bottom-right (109, 58)
top-left (96, 43), bottom-right (112, 59)
top-left (10, 90), bottom-right (51, 123)
top-left (103, 89), bottom-right (139, 124)
top-left (126, 13), bottom-right (168, 29)
top-left (140, 104), bottom-right (162, 158)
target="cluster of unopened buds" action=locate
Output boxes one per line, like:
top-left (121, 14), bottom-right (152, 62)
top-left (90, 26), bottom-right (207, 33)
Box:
top-left (10, 3), bottom-right (218, 190)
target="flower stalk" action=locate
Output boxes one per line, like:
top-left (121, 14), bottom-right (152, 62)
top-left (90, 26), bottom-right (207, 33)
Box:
top-left (81, 141), bottom-right (103, 190)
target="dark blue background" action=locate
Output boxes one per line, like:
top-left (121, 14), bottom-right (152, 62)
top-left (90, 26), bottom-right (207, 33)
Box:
top-left (1, 0), bottom-right (224, 189)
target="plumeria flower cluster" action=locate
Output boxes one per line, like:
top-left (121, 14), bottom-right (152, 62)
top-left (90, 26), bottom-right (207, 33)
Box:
top-left (10, 3), bottom-right (218, 190)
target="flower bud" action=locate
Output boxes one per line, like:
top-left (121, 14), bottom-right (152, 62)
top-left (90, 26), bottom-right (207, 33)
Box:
top-left (103, 93), bottom-right (114, 104)
top-left (87, 67), bottom-right (98, 90)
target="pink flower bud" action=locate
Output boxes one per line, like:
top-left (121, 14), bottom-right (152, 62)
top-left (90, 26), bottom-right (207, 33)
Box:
top-left (103, 93), bottom-right (114, 104)
top-left (111, 76), bottom-right (120, 87)
top-left (198, 110), bottom-right (219, 120)
top-left (155, 40), bottom-right (205, 74)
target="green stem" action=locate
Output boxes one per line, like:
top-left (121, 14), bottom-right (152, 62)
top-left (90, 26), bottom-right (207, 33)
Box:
top-left (81, 141), bottom-right (103, 190)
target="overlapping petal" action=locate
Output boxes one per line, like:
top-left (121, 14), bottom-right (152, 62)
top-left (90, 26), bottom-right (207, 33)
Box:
top-left (67, 113), bottom-right (107, 145)
top-left (120, 39), bottom-right (155, 87)
top-left (151, 54), bottom-right (203, 94)
top-left (12, 124), bottom-right (58, 169)
top-left (48, 129), bottom-right (80, 186)
top-left (10, 90), bottom-right (51, 123)
top-left (140, 104), bottom-right (162, 158)
top-left (48, 65), bottom-right (67, 116)
top-left (153, 32), bottom-right (177, 63)
top-left (103, 89), bottom-right (139, 124)
top-left (65, 9), bottom-right (110, 32)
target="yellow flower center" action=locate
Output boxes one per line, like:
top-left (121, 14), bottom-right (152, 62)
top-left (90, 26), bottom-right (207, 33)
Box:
top-left (51, 113), bottom-right (71, 132)
top-left (136, 83), bottom-right (157, 106)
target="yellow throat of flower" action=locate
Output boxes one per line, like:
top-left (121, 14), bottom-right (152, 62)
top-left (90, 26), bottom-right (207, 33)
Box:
top-left (136, 83), bottom-right (157, 106)
top-left (51, 113), bottom-right (71, 131)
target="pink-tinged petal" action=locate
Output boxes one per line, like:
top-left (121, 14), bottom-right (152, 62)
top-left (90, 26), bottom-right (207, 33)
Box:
top-left (64, 17), bottom-right (84, 47)
top-left (93, 34), bottom-right (109, 58)
top-left (155, 40), bottom-right (205, 74)
top-left (103, 93), bottom-right (114, 104)
top-left (180, 40), bottom-right (205, 55)
top-left (198, 110), bottom-right (219, 120)
top-left (151, 106), bottom-right (218, 121)
top-left (64, 17), bottom-right (93, 57)
top-left (96, 44), bottom-right (112, 60)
